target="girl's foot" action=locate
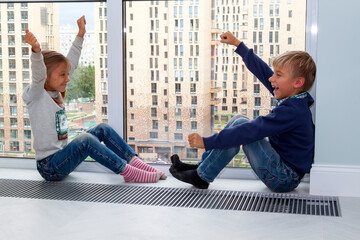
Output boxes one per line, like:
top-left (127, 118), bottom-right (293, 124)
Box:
top-left (120, 164), bottom-right (161, 183)
top-left (130, 157), bottom-right (167, 180)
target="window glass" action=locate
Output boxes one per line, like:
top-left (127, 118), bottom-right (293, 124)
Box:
top-left (124, 0), bottom-right (306, 167)
top-left (0, 2), bottom-right (104, 158)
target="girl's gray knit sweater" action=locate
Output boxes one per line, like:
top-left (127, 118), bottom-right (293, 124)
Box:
top-left (23, 36), bottom-right (83, 160)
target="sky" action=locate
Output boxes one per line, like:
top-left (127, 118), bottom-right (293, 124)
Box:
top-left (59, 3), bottom-right (94, 30)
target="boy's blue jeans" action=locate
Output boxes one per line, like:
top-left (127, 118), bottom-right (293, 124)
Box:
top-left (197, 115), bottom-right (301, 192)
top-left (37, 123), bottom-right (135, 181)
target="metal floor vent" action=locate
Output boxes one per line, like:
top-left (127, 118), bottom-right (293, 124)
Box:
top-left (0, 179), bottom-right (341, 217)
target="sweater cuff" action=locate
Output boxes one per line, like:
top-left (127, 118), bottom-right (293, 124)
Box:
top-left (31, 51), bottom-right (43, 62)
top-left (73, 35), bottom-right (84, 48)
top-left (203, 135), bottom-right (216, 152)
top-left (235, 42), bottom-right (249, 56)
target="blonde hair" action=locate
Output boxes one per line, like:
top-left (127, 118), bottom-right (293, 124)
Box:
top-left (42, 50), bottom-right (70, 104)
top-left (272, 51), bottom-right (316, 92)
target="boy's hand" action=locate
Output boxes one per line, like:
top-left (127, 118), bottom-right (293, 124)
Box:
top-left (24, 29), bottom-right (41, 53)
top-left (77, 15), bottom-right (86, 38)
top-left (188, 133), bottom-right (205, 149)
top-left (220, 31), bottom-right (241, 47)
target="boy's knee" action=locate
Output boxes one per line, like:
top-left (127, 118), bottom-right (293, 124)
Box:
top-left (228, 115), bottom-right (249, 127)
top-left (230, 114), bottom-right (249, 121)
top-left (95, 122), bottom-right (109, 130)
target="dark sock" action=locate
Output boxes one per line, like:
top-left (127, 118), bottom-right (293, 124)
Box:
top-left (170, 154), bottom-right (198, 171)
top-left (169, 166), bottom-right (209, 189)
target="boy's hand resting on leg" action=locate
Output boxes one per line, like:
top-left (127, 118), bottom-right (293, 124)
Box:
top-left (188, 133), bottom-right (205, 149)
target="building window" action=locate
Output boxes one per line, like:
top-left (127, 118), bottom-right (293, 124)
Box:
top-left (254, 84), bottom-right (260, 94)
top-left (150, 132), bottom-right (158, 139)
top-left (176, 121), bottom-right (182, 130)
top-left (190, 109), bottom-right (196, 119)
top-left (151, 108), bottom-right (157, 117)
top-left (10, 118), bottom-right (17, 128)
top-left (10, 106), bottom-right (17, 116)
top-left (189, 118), bottom-right (198, 130)
top-left (253, 110), bottom-right (260, 119)
top-left (152, 95), bottom-right (158, 106)
top-left (10, 141), bottom-right (19, 152)
top-left (10, 129), bottom-right (18, 139)
top-left (288, 37), bottom-right (292, 45)
top-left (175, 83), bottom-right (181, 93)
top-left (174, 133), bottom-right (183, 140)
top-left (176, 96), bottom-right (182, 106)
top-left (187, 148), bottom-right (198, 159)
top-left (255, 97), bottom-right (261, 107)
top-left (24, 142), bottom-right (31, 153)
top-left (152, 120), bottom-right (158, 130)
top-left (24, 130), bottom-right (31, 140)
top-left (151, 83), bottom-right (157, 93)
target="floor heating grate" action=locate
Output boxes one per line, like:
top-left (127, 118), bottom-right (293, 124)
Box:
top-left (0, 178), bottom-right (341, 217)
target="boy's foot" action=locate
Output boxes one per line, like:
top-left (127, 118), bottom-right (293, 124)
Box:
top-left (130, 156), bottom-right (167, 180)
top-left (170, 154), bottom-right (198, 172)
top-left (169, 166), bottom-right (209, 189)
top-left (120, 164), bottom-right (161, 183)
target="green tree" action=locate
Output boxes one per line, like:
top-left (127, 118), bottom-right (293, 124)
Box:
top-left (66, 65), bottom-right (95, 102)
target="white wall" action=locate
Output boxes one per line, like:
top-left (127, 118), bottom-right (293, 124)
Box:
top-left (310, 0), bottom-right (360, 197)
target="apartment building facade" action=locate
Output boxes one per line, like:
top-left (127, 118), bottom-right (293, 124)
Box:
top-left (0, 2), bottom-right (59, 156)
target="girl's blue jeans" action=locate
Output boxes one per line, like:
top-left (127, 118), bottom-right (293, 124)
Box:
top-left (197, 115), bottom-right (301, 192)
top-left (37, 123), bottom-right (135, 181)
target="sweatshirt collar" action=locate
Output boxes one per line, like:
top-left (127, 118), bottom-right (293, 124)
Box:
top-left (277, 92), bottom-right (308, 106)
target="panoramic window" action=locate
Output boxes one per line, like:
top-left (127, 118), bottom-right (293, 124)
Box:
top-left (0, 0), bottom-right (307, 170)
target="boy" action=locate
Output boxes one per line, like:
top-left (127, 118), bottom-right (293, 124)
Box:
top-left (170, 31), bottom-right (316, 192)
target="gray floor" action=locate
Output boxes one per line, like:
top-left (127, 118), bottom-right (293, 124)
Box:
top-left (1, 168), bottom-right (359, 240)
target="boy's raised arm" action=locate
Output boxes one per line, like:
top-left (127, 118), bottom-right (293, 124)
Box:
top-left (221, 31), bottom-right (274, 94)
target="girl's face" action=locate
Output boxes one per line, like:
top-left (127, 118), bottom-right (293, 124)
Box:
top-left (46, 62), bottom-right (70, 93)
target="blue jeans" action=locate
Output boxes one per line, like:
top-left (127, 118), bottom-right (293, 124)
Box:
top-left (197, 115), bottom-right (300, 192)
top-left (37, 123), bottom-right (135, 181)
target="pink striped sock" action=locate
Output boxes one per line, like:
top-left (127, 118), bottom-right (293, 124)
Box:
top-left (120, 164), bottom-right (161, 183)
top-left (129, 157), bottom-right (167, 180)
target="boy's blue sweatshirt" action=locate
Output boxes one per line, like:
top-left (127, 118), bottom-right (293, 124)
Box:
top-left (203, 42), bottom-right (315, 178)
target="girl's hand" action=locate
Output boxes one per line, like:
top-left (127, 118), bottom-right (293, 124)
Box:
top-left (77, 15), bottom-right (86, 38)
top-left (220, 31), bottom-right (241, 47)
top-left (24, 29), bottom-right (41, 53)
top-left (188, 133), bottom-right (205, 149)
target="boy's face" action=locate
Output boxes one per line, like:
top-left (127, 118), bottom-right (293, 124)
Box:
top-left (269, 66), bottom-right (302, 100)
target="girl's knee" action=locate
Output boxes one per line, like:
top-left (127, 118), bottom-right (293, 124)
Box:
top-left (88, 123), bottom-right (111, 135)
top-left (75, 132), bottom-right (96, 144)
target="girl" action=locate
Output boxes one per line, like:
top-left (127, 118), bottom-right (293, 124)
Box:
top-left (23, 16), bottom-right (166, 183)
